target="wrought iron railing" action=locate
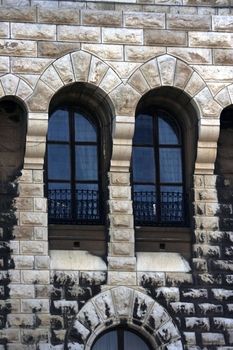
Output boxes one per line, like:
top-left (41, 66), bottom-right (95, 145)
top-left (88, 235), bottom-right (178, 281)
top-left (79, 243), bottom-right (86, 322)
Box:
top-left (133, 191), bottom-right (185, 225)
top-left (48, 189), bottom-right (101, 224)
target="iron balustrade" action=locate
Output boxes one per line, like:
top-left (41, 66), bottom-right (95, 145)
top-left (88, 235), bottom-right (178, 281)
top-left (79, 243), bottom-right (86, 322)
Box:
top-left (48, 188), bottom-right (102, 224)
top-left (133, 190), bottom-right (185, 225)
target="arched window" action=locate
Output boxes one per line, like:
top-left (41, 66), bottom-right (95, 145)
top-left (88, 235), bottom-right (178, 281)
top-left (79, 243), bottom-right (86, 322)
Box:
top-left (92, 328), bottom-right (152, 350)
top-left (46, 106), bottom-right (102, 225)
top-left (132, 109), bottom-right (186, 226)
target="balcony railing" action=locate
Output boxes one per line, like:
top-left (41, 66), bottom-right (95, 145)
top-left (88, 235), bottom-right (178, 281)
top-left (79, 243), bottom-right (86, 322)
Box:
top-left (133, 191), bottom-right (185, 226)
top-left (48, 188), bottom-right (101, 224)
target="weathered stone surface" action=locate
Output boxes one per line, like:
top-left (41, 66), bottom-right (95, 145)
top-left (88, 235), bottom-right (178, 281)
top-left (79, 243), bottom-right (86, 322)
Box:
top-left (167, 14), bottom-right (211, 30)
top-left (158, 55), bottom-right (176, 86)
top-left (21, 299), bottom-right (49, 313)
top-left (20, 241), bottom-right (47, 255)
top-left (194, 65), bottom-right (233, 82)
top-left (202, 332), bottom-right (225, 345)
top-left (108, 271), bottom-right (136, 285)
top-left (185, 317), bottom-right (210, 331)
top-left (26, 80), bottom-right (54, 112)
top-left (82, 10), bottom-right (122, 26)
top-left (41, 65), bottom-right (64, 91)
top-left (11, 23), bottom-right (56, 40)
top-left (9, 284), bottom-right (35, 299)
top-left (110, 84), bottom-right (140, 115)
top-left (53, 54), bottom-right (75, 84)
top-left (125, 45), bottom-right (165, 62)
top-left (168, 47), bottom-right (211, 64)
top-left (38, 41), bottom-right (80, 58)
top-left (214, 49), bottom-right (233, 65)
top-left (144, 29), bottom-right (186, 46)
top-left (0, 57), bottom-right (9, 73)
top-left (11, 57), bottom-right (52, 74)
top-left (88, 56), bottom-right (108, 85)
top-left (213, 15), bottom-right (233, 31)
top-left (38, 8), bottom-right (79, 24)
top-left (102, 28), bottom-right (143, 44)
top-left (124, 12), bottom-right (165, 28)
top-left (0, 23), bottom-right (9, 38)
top-left (71, 50), bottom-right (91, 81)
top-left (58, 25), bottom-right (100, 42)
top-left (189, 32), bottom-right (233, 48)
top-left (0, 6), bottom-right (36, 22)
top-left (0, 39), bottom-right (37, 56)
top-left (83, 44), bottom-right (123, 60)
top-left (21, 270), bottom-right (49, 284)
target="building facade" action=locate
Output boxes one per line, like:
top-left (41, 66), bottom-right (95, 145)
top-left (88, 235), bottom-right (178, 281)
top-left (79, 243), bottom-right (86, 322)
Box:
top-left (0, 0), bottom-right (233, 348)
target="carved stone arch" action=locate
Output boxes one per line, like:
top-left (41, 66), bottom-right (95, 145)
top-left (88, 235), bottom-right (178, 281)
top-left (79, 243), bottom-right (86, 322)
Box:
top-left (0, 73), bottom-right (33, 103)
top-left (65, 286), bottom-right (183, 350)
top-left (214, 83), bottom-right (233, 109)
top-left (124, 54), bottom-right (222, 174)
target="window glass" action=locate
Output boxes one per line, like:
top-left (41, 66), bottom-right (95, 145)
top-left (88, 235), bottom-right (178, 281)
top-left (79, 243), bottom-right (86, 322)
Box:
top-left (158, 115), bottom-right (179, 145)
top-left (75, 112), bottom-right (97, 142)
top-left (132, 147), bottom-right (155, 182)
top-left (75, 145), bottom-right (98, 181)
top-left (124, 331), bottom-right (150, 350)
top-left (47, 144), bottom-right (70, 180)
top-left (133, 114), bottom-right (153, 145)
top-left (159, 148), bottom-right (182, 183)
top-left (48, 109), bottom-right (69, 141)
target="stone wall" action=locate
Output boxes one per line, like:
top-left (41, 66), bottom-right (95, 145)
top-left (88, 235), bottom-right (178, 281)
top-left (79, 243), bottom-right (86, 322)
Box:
top-left (0, 0), bottom-right (233, 349)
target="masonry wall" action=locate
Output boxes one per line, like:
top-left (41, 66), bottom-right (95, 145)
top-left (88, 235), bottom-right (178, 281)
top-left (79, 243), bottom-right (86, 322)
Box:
top-left (0, 0), bottom-right (233, 349)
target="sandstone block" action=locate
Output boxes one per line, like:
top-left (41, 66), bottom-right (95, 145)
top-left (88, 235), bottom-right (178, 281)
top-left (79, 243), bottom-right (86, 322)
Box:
top-left (197, 303), bottom-right (223, 315)
top-left (110, 186), bottom-right (131, 199)
top-left (38, 41), bottom-right (80, 58)
top-left (213, 15), bottom-right (233, 31)
top-left (111, 214), bottom-right (133, 228)
top-left (167, 47), bottom-right (211, 64)
top-left (58, 25), bottom-right (100, 42)
top-left (15, 197), bottom-right (33, 211)
top-left (108, 271), bottom-right (136, 285)
top-left (32, 170), bottom-right (44, 183)
top-left (21, 270), bottom-right (49, 284)
top-left (111, 242), bottom-right (134, 256)
top-left (110, 228), bottom-right (134, 241)
top-left (7, 314), bottom-right (35, 328)
top-left (82, 10), bottom-right (122, 26)
top-left (194, 65), bottom-right (233, 82)
top-left (181, 288), bottom-right (208, 299)
top-left (189, 32), bottom-right (233, 48)
top-left (110, 173), bottom-right (130, 185)
top-left (53, 54), bottom-right (75, 84)
top-left (11, 57), bottom-right (52, 74)
top-left (34, 227), bottom-right (48, 240)
top-left (20, 241), bottom-right (47, 255)
top-left (82, 44), bottom-right (123, 60)
top-left (138, 272), bottom-right (165, 287)
top-left (170, 302), bottom-right (195, 315)
top-left (79, 271), bottom-right (106, 286)
top-left (125, 45), bottom-right (165, 62)
top-left (0, 7), bottom-right (36, 22)
top-left (167, 14), bottom-right (211, 30)
top-left (11, 23), bottom-right (56, 41)
top-left (202, 332), bottom-right (225, 345)
top-left (185, 317), bottom-right (210, 331)
top-left (124, 12), bottom-right (165, 28)
top-left (19, 183), bottom-right (43, 197)
top-left (12, 226), bottom-right (33, 240)
top-left (38, 7), bottom-right (79, 24)
top-left (0, 56), bottom-right (9, 73)
top-left (108, 256), bottom-right (136, 271)
top-left (0, 39), bottom-right (36, 57)
top-left (34, 198), bottom-right (47, 212)
top-left (0, 23), bottom-right (9, 38)
top-left (155, 287), bottom-right (180, 302)
top-left (102, 28), bottom-right (143, 44)
top-left (144, 29), bottom-right (186, 46)
top-left (13, 255), bottom-right (34, 269)
top-left (35, 256), bottom-right (50, 269)
top-left (214, 49), bottom-right (233, 65)
top-left (27, 80), bottom-right (54, 112)
top-left (212, 289), bottom-right (233, 301)
top-left (9, 284), bottom-right (35, 298)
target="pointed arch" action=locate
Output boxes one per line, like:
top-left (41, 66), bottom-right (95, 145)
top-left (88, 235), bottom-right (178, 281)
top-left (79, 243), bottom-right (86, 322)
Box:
top-left (65, 286), bottom-right (183, 350)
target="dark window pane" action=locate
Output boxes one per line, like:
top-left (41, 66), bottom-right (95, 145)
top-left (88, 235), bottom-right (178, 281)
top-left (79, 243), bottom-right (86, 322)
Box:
top-left (160, 185), bottom-right (184, 222)
top-left (124, 331), bottom-right (150, 350)
top-left (48, 183), bottom-right (71, 222)
top-left (75, 145), bottom-right (98, 180)
top-left (158, 115), bottom-right (179, 145)
top-left (133, 147), bottom-right (155, 182)
top-left (48, 109), bottom-right (69, 141)
top-left (159, 148), bottom-right (182, 182)
top-left (48, 145), bottom-right (70, 180)
top-left (76, 184), bottom-right (100, 222)
top-left (133, 185), bottom-right (157, 224)
top-left (75, 113), bottom-right (97, 142)
top-left (92, 330), bottom-right (118, 350)
top-left (134, 114), bottom-right (153, 145)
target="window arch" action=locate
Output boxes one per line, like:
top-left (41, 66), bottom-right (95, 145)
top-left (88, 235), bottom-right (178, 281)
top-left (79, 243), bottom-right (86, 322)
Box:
top-left (46, 106), bottom-right (102, 225)
top-left (132, 109), bottom-right (186, 226)
top-left (92, 328), bottom-right (152, 350)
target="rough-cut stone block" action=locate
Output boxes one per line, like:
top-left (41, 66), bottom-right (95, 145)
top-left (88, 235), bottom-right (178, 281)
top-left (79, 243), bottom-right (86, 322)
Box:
top-left (185, 317), bottom-right (210, 331)
top-left (0, 7), bottom-right (36, 22)
top-left (202, 332), bottom-right (225, 345)
top-left (110, 228), bottom-right (133, 241)
top-left (38, 41), bottom-right (80, 58)
top-left (21, 299), bottom-right (49, 313)
top-left (58, 25), bottom-right (100, 43)
top-left (20, 241), bottom-right (47, 255)
top-left (181, 288), bottom-right (208, 300)
top-left (11, 23), bottom-right (56, 40)
top-left (108, 271), bottom-right (136, 285)
top-left (170, 302), bottom-right (195, 315)
top-left (21, 270), bottom-right (49, 284)
top-left (108, 256), bottom-right (136, 271)
top-left (167, 14), bottom-right (211, 30)
top-left (38, 7), bottom-right (79, 24)
top-left (111, 242), bottom-right (134, 255)
top-left (197, 303), bottom-right (223, 315)
top-left (0, 39), bottom-right (37, 57)
top-left (212, 289), bottom-right (233, 301)
top-left (125, 45), bottom-right (165, 62)
top-left (195, 65), bottom-right (233, 82)
top-left (26, 80), bottom-right (54, 112)
top-left (189, 32), bottom-right (233, 48)
top-left (7, 314), bottom-right (35, 328)
top-left (82, 44), bottom-right (123, 60)
top-left (102, 28), bottom-right (143, 44)
top-left (9, 284), bottom-right (35, 298)
top-left (35, 256), bottom-right (50, 269)
top-left (0, 23), bottom-right (9, 38)
top-left (213, 15), bottom-right (233, 31)
top-left (144, 29), bottom-right (186, 46)
top-left (155, 287), bottom-right (180, 302)
top-left (88, 56), bottom-right (108, 85)
top-left (168, 47), bottom-right (211, 64)
top-left (124, 12), bottom-right (165, 28)
top-left (82, 10), bottom-right (122, 26)
top-left (11, 57), bottom-right (52, 74)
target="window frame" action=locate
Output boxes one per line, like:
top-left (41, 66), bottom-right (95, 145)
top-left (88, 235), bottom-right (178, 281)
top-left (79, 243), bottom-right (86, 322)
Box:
top-left (45, 104), bottom-right (106, 254)
top-left (132, 106), bottom-right (192, 258)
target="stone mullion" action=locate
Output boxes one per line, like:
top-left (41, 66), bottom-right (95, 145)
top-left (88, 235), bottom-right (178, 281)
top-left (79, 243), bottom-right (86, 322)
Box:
top-left (107, 115), bottom-right (136, 285)
top-left (9, 113), bottom-right (50, 344)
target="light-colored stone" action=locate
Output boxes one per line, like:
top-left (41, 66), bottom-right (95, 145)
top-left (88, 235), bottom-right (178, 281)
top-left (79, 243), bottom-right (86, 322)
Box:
top-left (0, 6), bottom-right (36, 22)
top-left (0, 73), bottom-right (19, 95)
top-left (102, 28), bottom-right (143, 44)
top-left (174, 59), bottom-right (193, 89)
top-left (11, 23), bottom-right (56, 40)
top-left (38, 41), bottom-right (81, 58)
top-left (38, 7), bottom-right (79, 24)
top-left (125, 46), bottom-right (166, 62)
top-left (82, 10), bottom-right (122, 26)
top-left (168, 47), bottom-right (211, 64)
top-left (140, 58), bottom-right (161, 88)
top-left (88, 56), bottom-right (108, 85)
top-left (158, 55), bottom-right (176, 86)
top-left (58, 25), bottom-right (100, 43)
top-left (41, 65), bottom-right (64, 92)
top-left (108, 271), bottom-right (136, 285)
top-left (0, 39), bottom-right (37, 57)
top-left (99, 69), bottom-right (121, 93)
top-left (82, 44), bottom-right (123, 60)
top-left (71, 50), bottom-right (91, 82)
top-left (53, 54), bottom-right (75, 84)
top-left (189, 31), bottom-right (233, 48)
top-left (11, 57), bottom-right (52, 74)
top-left (144, 29), bottom-right (186, 46)
top-left (185, 72), bottom-right (205, 97)
top-left (0, 57), bottom-right (9, 73)
top-left (137, 252), bottom-right (191, 272)
top-left (0, 22), bottom-right (9, 38)
top-left (167, 14), bottom-right (211, 30)
top-left (213, 15), bottom-right (233, 31)
top-left (124, 12), bottom-right (165, 28)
